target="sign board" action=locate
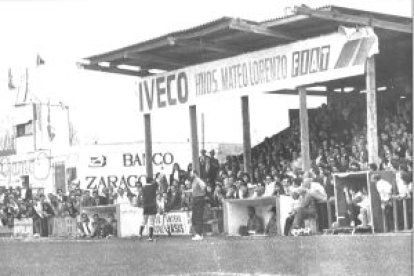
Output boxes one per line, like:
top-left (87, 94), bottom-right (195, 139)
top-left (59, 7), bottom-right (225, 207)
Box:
top-left (136, 27), bottom-right (378, 113)
top-left (51, 217), bottom-right (78, 237)
top-left (0, 150), bottom-right (52, 190)
top-left (13, 218), bottom-right (33, 237)
top-left (72, 143), bottom-right (191, 190)
top-left (153, 211), bottom-right (192, 235)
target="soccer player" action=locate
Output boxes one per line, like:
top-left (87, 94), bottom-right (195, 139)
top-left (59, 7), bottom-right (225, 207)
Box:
top-left (139, 177), bottom-right (158, 241)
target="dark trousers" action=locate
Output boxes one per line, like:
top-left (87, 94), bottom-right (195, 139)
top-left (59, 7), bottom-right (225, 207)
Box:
top-left (292, 207), bottom-right (316, 229)
top-left (284, 215), bottom-right (295, 235)
top-left (34, 217), bottom-right (49, 237)
top-left (192, 196), bottom-right (205, 235)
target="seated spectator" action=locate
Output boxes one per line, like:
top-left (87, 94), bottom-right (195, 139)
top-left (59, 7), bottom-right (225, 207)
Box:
top-left (237, 182), bottom-right (249, 199)
top-left (90, 213), bottom-right (106, 238)
top-left (56, 189), bottom-right (68, 203)
top-left (265, 206), bottom-right (278, 236)
top-left (106, 213), bottom-right (117, 237)
top-left (246, 206), bottom-right (263, 234)
top-left (3, 201), bottom-right (17, 228)
top-left (92, 190), bottom-right (106, 206)
top-left (81, 190), bottom-right (93, 207)
top-left (280, 177), bottom-right (292, 195)
top-left (78, 213), bottom-right (93, 238)
top-left (211, 185), bottom-right (224, 208)
top-left (63, 201), bottom-right (79, 218)
top-left (284, 190), bottom-right (301, 235)
top-left (263, 175), bottom-right (278, 197)
top-left (291, 187), bottom-right (317, 231)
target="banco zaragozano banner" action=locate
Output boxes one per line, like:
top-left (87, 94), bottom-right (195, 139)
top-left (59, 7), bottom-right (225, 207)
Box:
top-left (136, 26), bottom-right (378, 113)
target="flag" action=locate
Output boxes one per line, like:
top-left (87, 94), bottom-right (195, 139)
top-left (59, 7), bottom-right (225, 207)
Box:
top-left (8, 68), bottom-right (15, 90)
top-left (36, 54), bottom-right (45, 66)
top-left (47, 102), bottom-right (55, 142)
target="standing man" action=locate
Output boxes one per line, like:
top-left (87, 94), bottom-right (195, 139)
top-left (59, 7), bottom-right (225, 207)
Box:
top-left (208, 150), bottom-right (220, 186)
top-left (190, 171), bottom-right (206, 241)
top-left (139, 177), bottom-right (158, 241)
top-left (199, 150), bottom-right (210, 181)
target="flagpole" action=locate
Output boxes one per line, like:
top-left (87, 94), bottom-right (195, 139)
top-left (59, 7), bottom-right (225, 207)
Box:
top-left (33, 103), bottom-right (37, 151)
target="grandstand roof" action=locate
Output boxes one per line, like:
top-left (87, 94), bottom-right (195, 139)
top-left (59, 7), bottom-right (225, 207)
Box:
top-left (80, 5), bottom-right (412, 88)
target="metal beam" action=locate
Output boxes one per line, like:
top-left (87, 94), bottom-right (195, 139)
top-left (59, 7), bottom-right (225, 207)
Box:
top-left (173, 38), bottom-right (242, 55)
top-left (79, 63), bottom-right (152, 77)
top-left (125, 52), bottom-right (186, 69)
top-left (229, 20), bottom-right (298, 41)
top-left (87, 38), bottom-right (174, 64)
top-left (296, 6), bottom-right (412, 34)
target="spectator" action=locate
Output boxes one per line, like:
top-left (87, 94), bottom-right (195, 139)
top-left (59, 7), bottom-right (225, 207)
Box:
top-left (208, 150), bottom-right (220, 185)
top-left (115, 188), bottom-right (130, 205)
top-left (166, 184), bottom-right (182, 211)
top-left (373, 174), bottom-right (393, 230)
top-left (265, 206), bottom-right (278, 236)
top-left (170, 163), bottom-right (186, 185)
top-left (199, 149), bottom-right (210, 181)
top-left (78, 213), bottom-right (93, 238)
top-left (33, 194), bottom-right (55, 237)
top-left (291, 187), bottom-right (317, 231)
top-left (246, 206), bottom-right (263, 234)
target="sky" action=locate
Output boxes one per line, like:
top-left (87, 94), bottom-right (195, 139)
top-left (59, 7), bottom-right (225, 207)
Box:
top-left (0, 0), bottom-right (411, 147)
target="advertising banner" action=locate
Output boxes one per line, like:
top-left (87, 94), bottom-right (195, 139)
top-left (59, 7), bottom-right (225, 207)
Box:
top-left (73, 143), bottom-right (191, 190)
top-left (136, 27), bottom-right (378, 113)
top-left (0, 150), bottom-right (52, 189)
top-left (153, 211), bottom-right (192, 235)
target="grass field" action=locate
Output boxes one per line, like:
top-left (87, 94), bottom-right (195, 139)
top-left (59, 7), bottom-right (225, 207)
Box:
top-left (0, 234), bottom-right (412, 276)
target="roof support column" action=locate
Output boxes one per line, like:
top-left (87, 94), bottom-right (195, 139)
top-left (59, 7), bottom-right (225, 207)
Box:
top-left (366, 56), bottom-right (379, 165)
top-left (299, 87), bottom-right (311, 172)
top-left (241, 96), bottom-right (252, 180)
top-left (144, 114), bottom-right (153, 179)
top-left (189, 105), bottom-right (200, 175)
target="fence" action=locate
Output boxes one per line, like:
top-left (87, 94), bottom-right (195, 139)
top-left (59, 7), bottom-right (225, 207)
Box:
top-left (13, 218), bottom-right (33, 237)
top-left (50, 217), bottom-right (78, 237)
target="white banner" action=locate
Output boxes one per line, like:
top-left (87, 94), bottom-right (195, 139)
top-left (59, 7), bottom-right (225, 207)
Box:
top-left (73, 143), bottom-right (192, 190)
top-left (136, 27), bottom-right (378, 113)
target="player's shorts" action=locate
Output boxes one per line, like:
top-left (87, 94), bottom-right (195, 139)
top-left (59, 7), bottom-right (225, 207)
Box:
top-left (143, 206), bottom-right (157, 215)
top-left (143, 214), bottom-right (155, 226)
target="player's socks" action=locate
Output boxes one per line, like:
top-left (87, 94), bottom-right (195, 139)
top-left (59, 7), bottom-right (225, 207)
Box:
top-left (139, 225), bottom-right (144, 238)
top-left (149, 226), bottom-right (154, 239)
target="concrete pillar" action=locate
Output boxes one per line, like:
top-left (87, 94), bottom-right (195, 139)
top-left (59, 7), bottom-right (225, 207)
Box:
top-left (144, 114), bottom-right (153, 179)
top-left (299, 87), bottom-right (311, 172)
top-left (189, 105), bottom-right (200, 175)
top-left (241, 96), bottom-right (252, 179)
top-left (366, 56), bottom-right (379, 165)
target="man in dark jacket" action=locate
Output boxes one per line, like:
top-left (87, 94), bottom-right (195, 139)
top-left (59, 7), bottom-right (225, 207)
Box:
top-left (33, 194), bottom-right (55, 237)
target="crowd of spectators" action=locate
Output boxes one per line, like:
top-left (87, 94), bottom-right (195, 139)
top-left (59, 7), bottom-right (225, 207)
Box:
top-left (0, 92), bottom-right (412, 236)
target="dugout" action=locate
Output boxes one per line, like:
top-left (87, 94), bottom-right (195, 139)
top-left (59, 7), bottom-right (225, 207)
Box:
top-left (333, 170), bottom-right (396, 233)
top-left (80, 6), bottom-right (412, 235)
top-left (223, 196), bottom-right (278, 235)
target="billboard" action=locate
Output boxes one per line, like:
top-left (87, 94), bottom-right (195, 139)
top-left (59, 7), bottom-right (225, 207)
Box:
top-left (136, 27), bottom-right (378, 113)
top-left (72, 143), bottom-right (192, 190)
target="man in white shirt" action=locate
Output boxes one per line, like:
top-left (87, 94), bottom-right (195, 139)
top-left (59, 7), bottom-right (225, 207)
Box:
top-left (373, 174), bottom-right (393, 230)
top-left (264, 175), bottom-right (277, 197)
top-left (374, 175), bottom-right (393, 205)
top-left (302, 178), bottom-right (327, 203)
top-left (115, 188), bottom-right (130, 205)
